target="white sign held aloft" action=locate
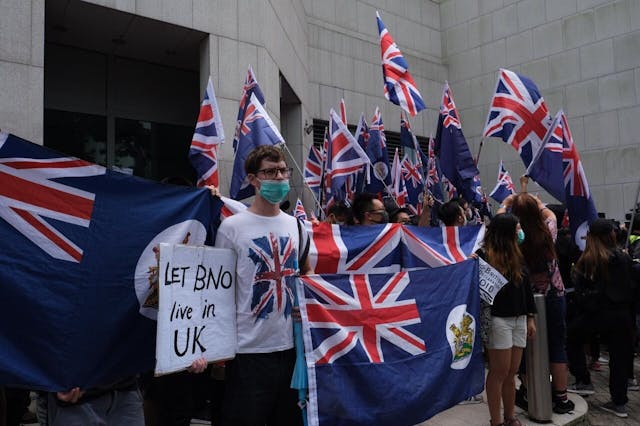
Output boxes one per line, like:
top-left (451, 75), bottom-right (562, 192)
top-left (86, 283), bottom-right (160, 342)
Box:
top-left (478, 258), bottom-right (508, 305)
top-left (155, 244), bottom-right (237, 376)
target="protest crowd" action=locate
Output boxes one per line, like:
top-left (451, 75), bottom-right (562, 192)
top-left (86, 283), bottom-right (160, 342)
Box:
top-left (2, 9), bottom-right (640, 426)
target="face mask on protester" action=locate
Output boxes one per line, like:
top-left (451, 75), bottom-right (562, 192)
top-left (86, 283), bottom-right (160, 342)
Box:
top-left (370, 210), bottom-right (389, 224)
top-left (258, 179), bottom-right (290, 205)
top-left (517, 229), bottom-right (525, 245)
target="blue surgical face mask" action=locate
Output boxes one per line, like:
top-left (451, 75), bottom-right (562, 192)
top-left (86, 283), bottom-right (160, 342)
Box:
top-left (258, 179), bottom-right (290, 205)
top-left (517, 229), bottom-right (525, 245)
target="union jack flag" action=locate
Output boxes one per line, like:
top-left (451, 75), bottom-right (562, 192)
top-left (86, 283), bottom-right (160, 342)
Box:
top-left (188, 76), bottom-right (225, 187)
top-left (294, 198), bottom-right (307, 221)
top-left (308, 222), bottom-right (403, 274)
top-left (307, 221), bottom-right (485, 274)
top-left (339, 98), bottom-right (348, 125)
top-left (304, 144), bottom-right (324, 199)
top-left (248, 232), bottom-right (297, 320)
top-left (233, 65), bottom-right (265, 151)
top-left (325, 109), bottom-right (369, 197)
top-left (301, 271), bottom-right (424, 364)
top-left (401, 224), bottom-right (484, 269)
top-left (489, 161), bottom-right (516, 204)
top-left (0, 134), bottom-right (105, 262)
top-left (376, 11), bottom-right (426, 116)
top-left (483, 69), bottom-right (552, 167)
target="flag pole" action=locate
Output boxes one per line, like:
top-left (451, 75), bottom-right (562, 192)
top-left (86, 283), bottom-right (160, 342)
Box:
top-left (474, 138), bottom-right (484, 166)
top-left (625, 178), bottom-right (640, 251)
top-left (281, 143), bottom-right (323, 217)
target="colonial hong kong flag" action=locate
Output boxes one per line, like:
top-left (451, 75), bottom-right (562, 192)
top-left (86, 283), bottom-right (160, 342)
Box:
top-left (559, 112), bottom-right (597, 250)
top-left (0, 132), bottom-right (220, 390)
top-left (298, 261), bottom-right (484, 426)
top-left (435, 82), bottom-right (480, 204)
top-left (188, 76), bottom-right (225, 187)
top-left (400, 115), bottom-right (424, 215)
top-left (526, 112), bottom-right (566, 203)
top-left (364, 107), bottom-right (392, 195)
top-left (391, 147), bottom-right (407, 207)
top-left (483, 69), bottom-right (552, 167)
top-left (426, 137), bottom-right (445, 202)
top-left (353, 113), bottom-right (370, 192)
top-left (324, 109), bottom-right (369, 199)
top-left (489, 161), bottom-right (516, 204)
top-left (229, 93), bottom-right (285, 200)
top-left (531, 110), bottom-right (598, 250)
top-left (376, 11), bottom-right (426, 116)
top-left (233, 65), bottom-right (265, 151)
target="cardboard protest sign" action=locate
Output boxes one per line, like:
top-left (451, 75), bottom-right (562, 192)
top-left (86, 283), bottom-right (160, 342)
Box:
top-left (155, 244), bottom-right (236, 375)
top-left (478, 258), bottom-right (508, 305)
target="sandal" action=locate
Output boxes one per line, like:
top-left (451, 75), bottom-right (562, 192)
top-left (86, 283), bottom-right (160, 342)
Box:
top-left (504, 417), bottom-right (522, 426)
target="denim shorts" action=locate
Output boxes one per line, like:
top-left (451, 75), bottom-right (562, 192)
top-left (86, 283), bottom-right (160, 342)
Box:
top-left (545, 292), bottom-right (568, 363)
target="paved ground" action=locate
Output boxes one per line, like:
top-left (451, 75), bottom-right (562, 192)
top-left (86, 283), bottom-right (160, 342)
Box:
top-left (582, 353), bottom-right (640, 426)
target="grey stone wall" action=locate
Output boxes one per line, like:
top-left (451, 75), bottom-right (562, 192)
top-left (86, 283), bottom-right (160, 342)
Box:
top-left (0, 0), bottom-right (44, 144)
top-left (1, 0), bottom-right (637, 219)
top-left (441, 0), bottom-right (640, 220)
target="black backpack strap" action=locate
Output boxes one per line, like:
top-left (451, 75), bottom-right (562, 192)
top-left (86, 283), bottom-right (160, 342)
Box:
top-left (296, 218), bottom-right (310, 270)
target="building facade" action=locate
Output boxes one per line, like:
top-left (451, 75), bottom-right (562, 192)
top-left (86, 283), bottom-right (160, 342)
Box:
top-left (1, 0), bottom-right (638, 220)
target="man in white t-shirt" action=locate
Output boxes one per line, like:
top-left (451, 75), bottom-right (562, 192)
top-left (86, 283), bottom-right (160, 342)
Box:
top-left (214, 145), bottom-right (309, 425)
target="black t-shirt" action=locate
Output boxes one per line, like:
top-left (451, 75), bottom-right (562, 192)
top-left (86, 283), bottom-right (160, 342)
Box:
top-left (478, 250), bottom-right (537, 318)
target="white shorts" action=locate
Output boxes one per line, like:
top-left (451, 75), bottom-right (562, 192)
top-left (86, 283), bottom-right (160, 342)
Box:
top-left (487, 315), bottom-right (527, 350)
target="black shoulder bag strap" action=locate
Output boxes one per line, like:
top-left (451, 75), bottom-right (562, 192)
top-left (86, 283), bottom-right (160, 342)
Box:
top-left (296, 218), bottom-right (311, 270)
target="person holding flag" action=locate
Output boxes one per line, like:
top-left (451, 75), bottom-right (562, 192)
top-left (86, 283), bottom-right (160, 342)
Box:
top-left (498, 192), bottom-right (574, 414)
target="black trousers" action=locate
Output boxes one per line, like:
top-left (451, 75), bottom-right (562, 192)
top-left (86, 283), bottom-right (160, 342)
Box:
top-left (220, 349), bottom-right (302, 426)
top-left (567, 308), bottom-right (633, 405)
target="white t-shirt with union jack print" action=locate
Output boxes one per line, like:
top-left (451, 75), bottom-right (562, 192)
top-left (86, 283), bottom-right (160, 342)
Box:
top-left (215, 210), bottom-right (301, 353)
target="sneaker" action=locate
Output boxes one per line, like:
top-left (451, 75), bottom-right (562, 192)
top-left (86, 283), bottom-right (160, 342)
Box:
top-left (515, 386), bottom-right (528, 411)
top-left (600, 401), bottom-right (628, 418)
top-left (589, 361), bottom-right (601, 371)
top-left (459, 394), bottom-right (483, 405)
top-left (628, 378), bottom-right (640, 391)
top-left (552, 398), bottom-right (575, 414)
top-left (567, 381), bottom-right (595, 395)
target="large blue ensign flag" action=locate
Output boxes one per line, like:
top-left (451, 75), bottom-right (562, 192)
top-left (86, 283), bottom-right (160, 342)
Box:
top-left (0, 133), bottom-right (221, 391)
top-left (298, 260), bottom-right (484, 426)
